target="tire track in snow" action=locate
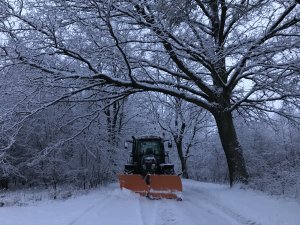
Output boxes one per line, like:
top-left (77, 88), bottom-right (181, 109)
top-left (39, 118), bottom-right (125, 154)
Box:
top-left (138, 192), bottom-right (237, 225)
top-left (153, 200), bottom-right (177, 225)
top-left (187, 188), bottom-right (262, 225)
top-left (138, 198), bottom-right (178, 225)
top-left (138, 198), bottom-right (158, 225)
top-left (183, 190), bottom-right (244, 225)
top-left (162, 193), bottom-right (239, 225)
top-left (67, 193), bottom-right (113, 225)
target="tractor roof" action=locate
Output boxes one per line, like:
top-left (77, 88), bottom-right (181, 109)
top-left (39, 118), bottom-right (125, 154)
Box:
top-left (133, 135), bottom-right (163, 140)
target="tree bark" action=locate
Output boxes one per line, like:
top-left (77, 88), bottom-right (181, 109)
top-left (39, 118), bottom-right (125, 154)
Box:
top-left (173, 122), bottom-right (189, 179)
top-left (213, 111), bottom-right (248, 186)
top-left (0, 177), bottom-right (9, 189)
top-left (175, 139), bottom-right (189, 179)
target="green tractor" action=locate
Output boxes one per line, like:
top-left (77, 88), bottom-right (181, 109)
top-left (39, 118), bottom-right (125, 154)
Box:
top-left (118, 135), bottom-right (182, 199)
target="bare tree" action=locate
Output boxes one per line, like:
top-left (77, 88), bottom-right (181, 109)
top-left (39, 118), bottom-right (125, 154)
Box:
top-left (146, 93), bottom-right (210, 178)
top-left (1, 0), bottom-right (299, 185)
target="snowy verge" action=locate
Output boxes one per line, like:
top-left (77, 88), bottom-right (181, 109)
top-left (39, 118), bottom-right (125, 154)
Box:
top-left (0, 186), bottom-right (95, 207)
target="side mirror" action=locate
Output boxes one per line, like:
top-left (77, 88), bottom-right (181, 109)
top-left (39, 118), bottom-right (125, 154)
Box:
top-left (124, 142), bottom-right (128, 149)
top-left (167, 141), bottom-right (172, 148)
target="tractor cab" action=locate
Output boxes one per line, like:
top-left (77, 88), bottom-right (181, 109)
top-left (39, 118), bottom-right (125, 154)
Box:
top-left (134, 137), bottom-right (165, 175)
top-left (125, 136), bottom-right (173, 176)
top-left (137, 139), bottom-right (163, 156)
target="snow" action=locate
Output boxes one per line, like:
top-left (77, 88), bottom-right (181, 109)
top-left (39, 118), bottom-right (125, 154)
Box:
top-left (1, 179), bottom-right (300, 225)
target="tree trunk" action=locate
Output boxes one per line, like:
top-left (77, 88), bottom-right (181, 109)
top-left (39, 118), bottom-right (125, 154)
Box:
top-left (213, 111), bottom-right (248, 186)
top-left (0, 177), bottom-right (9, 189)
top-left (175, 140), bottom-right (189, 179)
top-left (173, 120), bottom-right (189, 179)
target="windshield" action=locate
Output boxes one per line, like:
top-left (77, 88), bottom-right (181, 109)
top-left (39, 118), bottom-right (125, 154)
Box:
top-left (137, 140), bottom-right (162, 155)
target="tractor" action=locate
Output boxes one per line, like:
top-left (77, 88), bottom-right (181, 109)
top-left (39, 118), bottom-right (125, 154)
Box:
top-left (118, 135), bottom-right (182, 199)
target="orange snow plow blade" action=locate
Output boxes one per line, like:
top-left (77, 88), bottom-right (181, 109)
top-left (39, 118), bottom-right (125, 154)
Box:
top-left (118, 174), bottom-right (182, 199)
top-left (118, 174), bottom-right (148, 196)
top-left (148, 175), bottom-right (182, 199)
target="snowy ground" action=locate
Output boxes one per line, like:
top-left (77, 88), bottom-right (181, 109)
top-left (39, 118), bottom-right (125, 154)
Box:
top-left (1, 179), bottom-right (300, 225)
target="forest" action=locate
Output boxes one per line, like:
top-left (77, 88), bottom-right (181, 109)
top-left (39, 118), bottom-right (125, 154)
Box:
top-left (0, 0), bottom-right (299, 200)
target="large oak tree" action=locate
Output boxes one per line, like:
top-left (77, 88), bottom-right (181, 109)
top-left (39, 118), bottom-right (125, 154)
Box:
top-left (1, 0), bottom-right (299, 185)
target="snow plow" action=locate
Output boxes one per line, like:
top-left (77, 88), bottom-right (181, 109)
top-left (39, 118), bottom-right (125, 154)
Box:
top-left (118, 136), bottom-right (182, 200)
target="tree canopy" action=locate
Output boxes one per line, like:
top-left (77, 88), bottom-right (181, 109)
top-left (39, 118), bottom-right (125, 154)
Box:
top-left (0, 0), bottom-right (299, 185)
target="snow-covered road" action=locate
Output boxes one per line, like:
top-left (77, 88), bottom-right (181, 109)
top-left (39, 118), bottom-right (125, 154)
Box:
top-left (1, 179), bottom-right (300, 225)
